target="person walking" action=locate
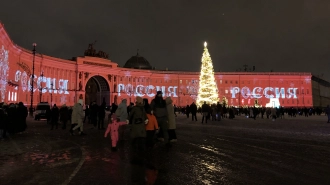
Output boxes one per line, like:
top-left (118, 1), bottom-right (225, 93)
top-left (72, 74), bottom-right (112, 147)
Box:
top-left (145, 108), bottom-right (158, 148)
top-left (51, 104), bottom-right (59, 130)
top-left (104, 114), bottom-right (127, 151)
top-left (166, 97), bottom-right (177, 142)
top-left (127, 96), bottom-right (148, 164)
top-left (190, 102), bottom-right (197, 121)
top-left (116, 99), bottom-right (128, 140)
top-left (0, 103), bottom-right (8, 139)
top-left (201, 101), bottom-right (209, 124)
top-left (150, 91), bottom-right (168, 143)
top-left (98, 101), bottom-right (106, 129)
top-left (326, 105), bottom-right (330, 123)
top-left (60, 104), bottom-right (70, 129)
top-left (70, 100), bottom-right (85, 135)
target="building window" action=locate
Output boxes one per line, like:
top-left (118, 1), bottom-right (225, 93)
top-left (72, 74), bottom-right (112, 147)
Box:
top-left (186, 80), bottom-right (188, 84)
top-left (133, 78), bottom-right (135, 82)
top-left (306, 89), bottom-right (309, 94)
top-left (230, 81), bottom-right (232, 84)
top-left (120, 77), bottom-right (122, 81)
top-left (220, 80), bottom-right (222, 84)
top-left (180, 80), bottom-right (182, 84)
top-left (235, 81), bottom-right (238, 84)
top-left (225, 90), bottom-right (228, 94)
top-left (225, 81), bottom-right (227, 84)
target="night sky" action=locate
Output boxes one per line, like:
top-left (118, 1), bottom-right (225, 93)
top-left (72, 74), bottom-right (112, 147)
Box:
top-left (1, 0), bottom-right (329, 80)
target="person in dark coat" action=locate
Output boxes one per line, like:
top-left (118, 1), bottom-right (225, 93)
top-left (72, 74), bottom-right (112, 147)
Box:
top-left (216, 102), bottom-right (222, 121)
top-left (150, 91), bottom-right (168, 143)
top-left (60, 104), bottom-right (70, 129)
top-left (128, 96), bottom-right (148, 164)
top-left (16, 102), bottom-right (28, 133)
top-left (201, 102), bottom-right (210, 124)
top-left (51, 104), bottom-right (59, 130)
top-left (7, 103), bottom-right (17, 133)
top-left (98, 101), bottom-right (106, 129)
top-left (0, 103), bottom-right (8, 138)
top-left (185, 105), bottom-right (190, 118)
top-left (90, 101), bottom-right (98, 127)
top-left (46, 106), bottom-right (51, 125)
top-left (110, 103), bottom-right (118, 115)
top-left (84, 105), bottom-right (90, 124)
top-left (190, 102), bottom-right (197, 121)
top-left (143, 98), bottom-right (150, 111)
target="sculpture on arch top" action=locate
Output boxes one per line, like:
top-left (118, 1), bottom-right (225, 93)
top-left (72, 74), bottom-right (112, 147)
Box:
top-left (84, 41), bottom-right (109, 59)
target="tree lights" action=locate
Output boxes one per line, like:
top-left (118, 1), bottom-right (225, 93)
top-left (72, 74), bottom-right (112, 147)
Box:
top-left (196, 42), bottom-right (219, 106)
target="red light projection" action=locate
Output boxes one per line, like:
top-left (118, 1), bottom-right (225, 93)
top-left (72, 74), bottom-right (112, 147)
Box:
top-left (0, 22), bottom-right (313, 107)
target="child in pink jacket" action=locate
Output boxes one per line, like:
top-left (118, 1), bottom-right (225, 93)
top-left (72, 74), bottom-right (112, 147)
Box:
top-left (104, 114), bottom-right (127, 151)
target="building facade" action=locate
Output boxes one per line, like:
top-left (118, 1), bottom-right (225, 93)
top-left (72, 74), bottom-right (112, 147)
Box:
top-left (1, 23), bottom-right (328, 108)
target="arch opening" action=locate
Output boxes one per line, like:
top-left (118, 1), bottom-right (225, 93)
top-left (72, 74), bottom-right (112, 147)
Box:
top-left (85, 75), bottom-right (110, 106)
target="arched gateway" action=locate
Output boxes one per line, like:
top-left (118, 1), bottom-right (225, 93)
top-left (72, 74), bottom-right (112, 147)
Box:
top-left (85, 75), bottom-right (110, 106)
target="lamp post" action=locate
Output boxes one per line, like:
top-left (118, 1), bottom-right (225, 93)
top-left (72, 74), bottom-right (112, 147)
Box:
top-left (50, 82), bottom-right (53, 107)
top-left (39, 71), bottom-right (44, 103)
top-left (29, 43), bottom-right (37, 117)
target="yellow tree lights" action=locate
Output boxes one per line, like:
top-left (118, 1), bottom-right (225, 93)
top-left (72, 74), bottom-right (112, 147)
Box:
top-left (196, 42), bottom-right (219, 106)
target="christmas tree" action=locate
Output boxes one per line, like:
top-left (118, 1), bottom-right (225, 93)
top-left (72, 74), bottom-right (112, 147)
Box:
top-left (196, 42), bottom-right (219, 106)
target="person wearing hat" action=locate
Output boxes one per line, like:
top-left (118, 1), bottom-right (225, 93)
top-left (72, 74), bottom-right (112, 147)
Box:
top-left (70, 99), bottom-right (86, 135)
top-left (150, 91), bottom-right (169, 143)
top-left (104, 113), bottom-right (127, 151)
top-left (127, 96), bottom-right (148, 164)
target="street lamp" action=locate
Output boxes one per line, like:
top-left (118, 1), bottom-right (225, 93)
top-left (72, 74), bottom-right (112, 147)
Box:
top-left (39, 71), bottom-right (44, 103)
top-left (29, 43), bottom-right (37, 117)
top-left (50, 82), bottom-right (53, 107)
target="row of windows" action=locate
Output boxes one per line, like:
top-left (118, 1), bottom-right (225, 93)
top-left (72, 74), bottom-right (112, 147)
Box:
top-left (219, 80), bottom-right (309, 85)
top-left (218, 89), bottom-right (310, 95)
top-left (115, 76), bottom-right (179, 84)
top-left (110, 77), bottom-right (310, 86)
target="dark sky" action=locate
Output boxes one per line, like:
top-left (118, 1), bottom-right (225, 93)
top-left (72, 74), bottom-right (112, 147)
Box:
top-left (1, 0), bottom-right (330, 80)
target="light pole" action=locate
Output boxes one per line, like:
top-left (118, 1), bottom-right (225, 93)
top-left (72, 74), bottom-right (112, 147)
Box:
top-left (39, 71), bottom-right (44, 103)
top-left (50, 82), bottom-right (53, 107)
top-left (29, 43), bottom-right (37, 117)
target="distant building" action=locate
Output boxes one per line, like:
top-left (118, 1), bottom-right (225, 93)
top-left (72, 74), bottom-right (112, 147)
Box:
top-left (0, 22), bottom-right (329, 107)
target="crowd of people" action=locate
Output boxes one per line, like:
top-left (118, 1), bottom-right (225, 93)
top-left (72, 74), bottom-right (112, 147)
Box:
top-left (174, 102), bottom-right (330, 123)
top-left (1, 98), bottom-right (330, 184)
top-left (0, 102), bottom-right (28, 139)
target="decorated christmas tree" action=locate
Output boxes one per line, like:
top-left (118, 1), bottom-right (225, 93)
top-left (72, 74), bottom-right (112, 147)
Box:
top-left (196, 42), bottom-right (219, 106)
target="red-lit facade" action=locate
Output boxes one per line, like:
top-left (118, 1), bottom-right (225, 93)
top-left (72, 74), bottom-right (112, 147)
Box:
top-left (0, 23), bottom-right (313, 107)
